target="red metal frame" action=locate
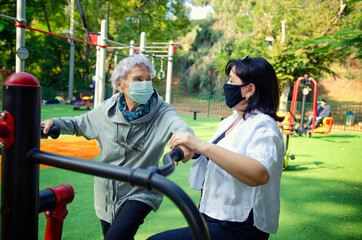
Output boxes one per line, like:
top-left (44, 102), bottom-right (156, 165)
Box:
top-left (0, 70), bottom-right (11, 76)
top-left (289, 74), bottom-right (318, 129)
top-left (44, 184), bottom-right (74, 240)
top-left (0, 111), bottom-right (15, 150)
top-left (15, 23), bottom-right (107, 48)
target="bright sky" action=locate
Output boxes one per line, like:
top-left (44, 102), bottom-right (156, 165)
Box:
top-left (189, 4), bottom-right (214, 20)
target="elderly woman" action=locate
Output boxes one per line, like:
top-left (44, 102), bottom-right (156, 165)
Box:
top-left (149, 56), bottom-right (285, 240)
top-left (41, 54), bottom-right (193, 240)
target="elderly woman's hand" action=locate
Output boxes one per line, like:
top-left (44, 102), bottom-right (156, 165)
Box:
top-left (40, 119), bottom-right (55, 139)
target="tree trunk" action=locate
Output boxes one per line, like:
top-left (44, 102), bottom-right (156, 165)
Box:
top-left (279, 19), bottom-right (289, 115)
top-left (321, 0), bottom-right (347, 36)
top-left (279, 81), bottom-right (290, 115)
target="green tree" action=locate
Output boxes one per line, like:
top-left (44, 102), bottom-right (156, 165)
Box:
top-left (0, 0), bottom-right (192, 99)
top-left (177, 0), bottom-right (361, 112)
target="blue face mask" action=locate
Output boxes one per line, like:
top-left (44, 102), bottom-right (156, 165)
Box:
top-left (126, 81), bottom-right (153, 104)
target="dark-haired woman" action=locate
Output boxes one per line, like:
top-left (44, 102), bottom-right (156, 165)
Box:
top-left (149, 56), bottom-right (285, 240)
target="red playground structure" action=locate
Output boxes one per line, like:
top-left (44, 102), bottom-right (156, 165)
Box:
top-left (73, 91), bottom-right (93, 110)
top-left (282, 74), bottom-right (334, 137)
top-left (279, 74), bottom-right (334, 169)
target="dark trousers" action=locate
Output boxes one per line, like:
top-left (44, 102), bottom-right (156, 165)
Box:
top-left (307, 116), bottom-right (323, 128)
top-left (148, 210), bottom-right (269, 240)
top-left (100, 200), bottom-right (152, 240)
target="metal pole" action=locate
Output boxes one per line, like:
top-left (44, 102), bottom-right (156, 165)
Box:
top-left (112, 54), bottom-right (118, 95)
top-left (1, 72), bottom-right (41, 239)
top-left (140, 32), bottom-right (146, 55)
top-left (165, 41), bottom-right (174, 104)
top-left (94, 39), bottom-right (100, 106)
top-left (299, 77), bottom-right (309, 136)
top-left (94, 20), bottom-right (107, 107)
top-left (68, 0), bottom-right (75, 101)
top-left (15, 0), bottom-right (26, 72)
top-left (129, 40), bottom-right (135, 56)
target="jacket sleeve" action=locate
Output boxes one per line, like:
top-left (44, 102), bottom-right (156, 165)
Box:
top-left (52, 105), bottom-right (102, 140)
top-left (320, 105), bottom-right (332, 119)
top-left (157, 103), bottom-right (194, 136)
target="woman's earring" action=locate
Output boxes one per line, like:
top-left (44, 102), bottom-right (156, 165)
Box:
top-left (246, 95), bottom-right (249, 101)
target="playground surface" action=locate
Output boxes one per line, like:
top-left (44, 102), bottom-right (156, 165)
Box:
top-left (0, 111), bottom-right (361, 239)
top-left (0, 136), bottom-right (99, 183)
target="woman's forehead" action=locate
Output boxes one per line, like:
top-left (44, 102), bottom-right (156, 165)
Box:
top-left (127, 65), bottom-right (151, 78)
top-left (229, 67), bottom-right (240, 78)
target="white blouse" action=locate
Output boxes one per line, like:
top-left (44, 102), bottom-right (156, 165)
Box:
top-left (189, 110), bottom-right (284, 234)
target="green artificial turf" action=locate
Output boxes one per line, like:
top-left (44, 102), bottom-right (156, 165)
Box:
top-left (40, 104), bottom-right (93, 120)
top-left (1, 106), bottom-right (361, 239)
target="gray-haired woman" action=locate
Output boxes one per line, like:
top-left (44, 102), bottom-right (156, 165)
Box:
top-left (41, 54), bottom-right (193, 240)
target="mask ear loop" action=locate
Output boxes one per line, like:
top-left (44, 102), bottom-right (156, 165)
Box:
top-left (239, 83), bottom-right (250, 101)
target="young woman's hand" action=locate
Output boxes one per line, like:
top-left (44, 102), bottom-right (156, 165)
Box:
top-left (169, 132), bottom-right (205, 154)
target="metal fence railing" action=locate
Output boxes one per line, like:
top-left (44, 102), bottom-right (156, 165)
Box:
top-left (170, 93), bottom-right (232, 118)
top-left (158, 92), bottom-right (362, 133)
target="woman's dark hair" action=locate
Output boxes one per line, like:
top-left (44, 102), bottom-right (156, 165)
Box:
top-left (225, 56), bottom-right (284, 122)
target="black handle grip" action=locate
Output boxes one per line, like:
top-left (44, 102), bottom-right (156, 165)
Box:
top-left (40, 126), bottom-right (60, 139)
top-left (156, 147), bottom-right (184, 177)
top-left (168, 147), bottom-right (184, 162)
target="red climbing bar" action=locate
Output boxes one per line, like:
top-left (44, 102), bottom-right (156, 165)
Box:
top-left (15, 23), bottom-right (107, 48)
top-left (44, 184), bottom-right (74, 240)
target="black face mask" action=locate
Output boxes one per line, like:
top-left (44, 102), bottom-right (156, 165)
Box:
top-left (223, 83), bottom-right (249, 108)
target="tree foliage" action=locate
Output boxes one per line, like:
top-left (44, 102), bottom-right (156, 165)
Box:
top-left (177, 0), bottom-right (361, 97)
top-left (0, 0), bottom-right (191, 99)
top-left (306, 0), bottom-right (362, 60)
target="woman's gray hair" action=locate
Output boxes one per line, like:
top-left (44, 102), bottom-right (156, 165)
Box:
top-left (110, 54), bottom-right (156, 89)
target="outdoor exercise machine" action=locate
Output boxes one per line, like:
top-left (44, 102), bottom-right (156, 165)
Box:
top-left (287, 74), bottom-right (318, 136)
top-left (278, 74), bottom-right (316, 168)
top-left (0, 72), bottom-right (210, 239)
top-left (279, 74), bottom-right (335, 168)
top-left (283, 74), bottom-right (334, 137)
top-left (279, 74), bottom-right (317, 168)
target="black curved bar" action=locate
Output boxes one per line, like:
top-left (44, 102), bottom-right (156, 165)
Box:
top-left (150, 174), bottom-right (210, 240)
top-left (28, 149), bottom-right (210, 240)
top-left (158, 147), bottom-right (184, 176)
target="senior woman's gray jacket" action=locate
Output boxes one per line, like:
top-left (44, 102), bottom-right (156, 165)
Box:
top-left (52, 91), bottom-right (193, 223)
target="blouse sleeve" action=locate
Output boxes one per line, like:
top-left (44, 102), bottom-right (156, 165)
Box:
top-left (244, 123), bottom-right (284, 178)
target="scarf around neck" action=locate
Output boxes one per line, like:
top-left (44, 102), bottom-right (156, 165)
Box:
top-left (117, 93), bottom-right (152, 122)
